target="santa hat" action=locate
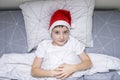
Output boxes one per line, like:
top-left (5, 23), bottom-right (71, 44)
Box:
top-left (48, 9), bottom-right (71, 34)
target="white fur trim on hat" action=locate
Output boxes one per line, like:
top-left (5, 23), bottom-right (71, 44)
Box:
top-left (49, 20), bottom-right (71, 34)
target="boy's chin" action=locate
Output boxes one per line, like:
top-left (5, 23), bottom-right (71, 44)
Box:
top-left (57, 43), bottom-right (65, 46)
top-left (57, 41), bottom-right (67, 46)
top-left (52, 40), bottom-right (68, 46)
top-left (53, 42), bottom-right (65, 46)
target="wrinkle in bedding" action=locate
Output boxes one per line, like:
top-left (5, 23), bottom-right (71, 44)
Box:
top-left (0, 53), bottom-right (120, 80)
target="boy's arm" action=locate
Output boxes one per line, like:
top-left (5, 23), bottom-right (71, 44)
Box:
top-left (54, 51), bottom-right (92, 79)
top-left (31, 56), bottom-right (59, 77)
top-left (74, 51), bottom-right (92, 71)
top-left (31, 56), bottom-right (52, 77)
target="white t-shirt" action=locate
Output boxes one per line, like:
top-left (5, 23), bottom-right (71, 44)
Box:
top-left (35, 36), bottom-right (85, 77)
top-left (35, 36), bottom-right (85, 69)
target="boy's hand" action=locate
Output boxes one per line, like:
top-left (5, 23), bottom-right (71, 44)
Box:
top-left (51, 70), bottom-right (61, 77)
top-left (54, 63), bottom-right (76, 79)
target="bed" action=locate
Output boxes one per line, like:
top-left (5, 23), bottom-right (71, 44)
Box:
top-left (0, 0), bottom-right (120, 80)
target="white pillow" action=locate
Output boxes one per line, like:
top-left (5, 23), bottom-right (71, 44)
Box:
top-left (19, 0), bottom-right (95, 52)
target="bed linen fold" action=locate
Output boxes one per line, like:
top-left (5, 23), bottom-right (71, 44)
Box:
top-left (0, 53), bottom-right (120, 80)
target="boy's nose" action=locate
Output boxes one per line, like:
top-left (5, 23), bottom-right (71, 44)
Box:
top-left (60, 34), bottom-right (64, 39)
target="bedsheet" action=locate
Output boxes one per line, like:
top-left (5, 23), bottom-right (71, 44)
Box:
top-left (0, 53), bottom-right (120, 80)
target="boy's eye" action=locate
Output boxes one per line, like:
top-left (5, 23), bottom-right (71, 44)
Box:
top-left (55, 31), bottom-right (59, 34)
top-left (64, 31), bottom-right (69, 34)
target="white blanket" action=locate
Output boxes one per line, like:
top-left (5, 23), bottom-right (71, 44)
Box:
top-left (0, 53), bottom-right (120, 80)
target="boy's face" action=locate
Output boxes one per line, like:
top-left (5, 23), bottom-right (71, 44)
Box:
top-left (51, 26), bottom-right (70, 46)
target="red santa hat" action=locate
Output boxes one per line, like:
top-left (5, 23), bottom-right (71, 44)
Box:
top-left (48, 9), bottom-right (71, 34)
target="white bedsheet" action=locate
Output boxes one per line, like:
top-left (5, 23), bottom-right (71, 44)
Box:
top-left (0, 53), bottom-right (35, 80)
top-left (0, 53), bottom-right (120, 80)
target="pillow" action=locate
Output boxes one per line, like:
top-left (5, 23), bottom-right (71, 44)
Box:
top-left (19, 0), bottom-right (95, 52)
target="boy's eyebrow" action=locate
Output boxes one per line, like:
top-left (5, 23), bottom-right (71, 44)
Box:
top-left (64, 30), bottom-right (69, 32)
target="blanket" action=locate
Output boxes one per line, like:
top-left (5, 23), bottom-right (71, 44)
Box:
top-left (0, 53), bottom-right (120, 80)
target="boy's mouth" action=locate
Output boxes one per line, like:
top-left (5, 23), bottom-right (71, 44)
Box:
top-left (59, 40), bottom-right (65, 42)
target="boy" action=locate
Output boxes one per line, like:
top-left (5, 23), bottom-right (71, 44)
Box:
top-left (31, 9), bottom-right (92, 80)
